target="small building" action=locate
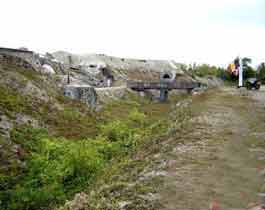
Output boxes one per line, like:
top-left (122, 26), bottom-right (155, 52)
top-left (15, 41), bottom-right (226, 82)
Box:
top-left (64, 85), bottom-right (97, 108)
top-left (0, 47), bottom-right (40, 68)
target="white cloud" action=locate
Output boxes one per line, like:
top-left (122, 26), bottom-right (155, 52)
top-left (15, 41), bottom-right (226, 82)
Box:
top-left (0, 0), bottom-right (264, 66)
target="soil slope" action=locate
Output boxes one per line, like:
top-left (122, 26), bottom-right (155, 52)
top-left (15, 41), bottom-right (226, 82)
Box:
top-left (86, 87), bottom-right (265, 210)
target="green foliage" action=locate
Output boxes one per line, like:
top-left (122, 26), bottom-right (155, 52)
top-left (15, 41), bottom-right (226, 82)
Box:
top-left (257, 63), bottom-right (265, 82)
top-left (222, 57), bottom-right (256, 82)
top-left (189, 64), bottom-right (226, 79)
top-left (62, 107), bottom-right (83, 120)
top-left (3, 134), bottom-right (106, 210)
top-left (240, 57), bottom-right (256, 79)
top-left (88, 137), bottom-right (121, 160)
top-left (128, 108), bottom-right (147, 127)
top-left (242, 57), bottom-right (252, 66)
top-left (100, 108), bottom-right (147, 152)
top-left (0, 86), bottom-right (29, 117)
top-left (20, 70), bottom-right (42, 84)
top-left (41, 106), bottom-right (99, 139)
top-left (1, 107), bottom-right (154, 210)
top-left (10, 126), bottom-right (48, 152)
top-left (193, 64), bottom-right (220, 77)
top-left (100, 120), bottom-right (132, 142)
top-left (243, 66), bottom-right (256, 79)
top-left (0, 66), bottom-right (177, 210)
top-left (218, 69), bottom-right (237, 82)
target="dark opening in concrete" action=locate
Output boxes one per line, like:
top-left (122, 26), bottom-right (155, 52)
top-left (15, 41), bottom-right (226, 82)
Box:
top-left (163, 74), bottom-right (171, 79)
top-left (89, 64), bottom-right (97, 68)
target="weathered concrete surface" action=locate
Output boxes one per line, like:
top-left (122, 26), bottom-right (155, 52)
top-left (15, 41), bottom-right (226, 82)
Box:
top-left (64, 84), bottom-right (97, 108)
top-left (52, 51), bottom-right (187, 86)
top-left (0, 47), bottom-right (36, 67)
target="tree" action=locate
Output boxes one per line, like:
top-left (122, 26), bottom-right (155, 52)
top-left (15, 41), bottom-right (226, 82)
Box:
top-left (244, 66), bottom-right (256, 79)
top-left (257, 62), bottom-right (265, 77)
top-left (193, 64), bottom-right (219, 77)
top-left (242, 57), bottom-right (256, 79)
top-left (257, 62), bottom-right (265, 81)
top-left (242, 57), bottom-right (252, 67)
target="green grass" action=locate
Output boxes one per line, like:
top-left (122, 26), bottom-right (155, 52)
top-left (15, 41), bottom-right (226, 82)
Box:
top-left (0, 85), bottom-right (30, 118)
top-left (6, 136), bottom-right (105, 210)
top-left (0, 62), bottom-right (191, 210)
top-left (0, 96), bottom-right (179, 210)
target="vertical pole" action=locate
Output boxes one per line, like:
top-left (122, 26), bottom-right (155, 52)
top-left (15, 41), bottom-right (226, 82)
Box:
top-left (67, 55), bottom-right (72, 85)
top-left (159, 89), bottom-right (164, 102)
top-left (238, 57), bottom-right (243, 87)
top-left (67, 71), bottom-right (70, 84)
top-left (160, 89), bottom-right (168, 102)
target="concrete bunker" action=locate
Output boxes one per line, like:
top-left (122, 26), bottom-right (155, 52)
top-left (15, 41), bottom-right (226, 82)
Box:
top-left (64, 85), bottom-right (97, 108)
top-left (127, 71), bottom-right (200, 102)
top-left (160, 71), bottom-right (175, 82)
top-left (101, 67), bottom-right (114, 87)
top-left (158, 71), bottom-right (175, 101)
top-left (0, 47), bottom-right (42, 69)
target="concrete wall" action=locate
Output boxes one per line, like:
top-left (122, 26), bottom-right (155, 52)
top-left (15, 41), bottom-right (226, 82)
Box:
top-left (0, 48), bottom-right (33, 62)
top-left (0, 48), bottom-right (40, 69)
top-left (0, 54), bottom-right (34, 69)
top-left (64, 85), bottom-right (97, 108)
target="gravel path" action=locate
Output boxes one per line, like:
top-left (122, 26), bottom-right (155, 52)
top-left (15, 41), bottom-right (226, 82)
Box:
top-left (84, 86), bottom-right (265, 210)
top-left (154, 87), bottom-right (265, 210)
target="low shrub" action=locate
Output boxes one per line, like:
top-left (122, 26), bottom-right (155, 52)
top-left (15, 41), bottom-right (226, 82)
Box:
top-left (0, 86), bottom-right (29, 118)
top-left (100, 120), bottom-right (132, 142)
top-left (4, 136), bottom-right (105, 210)
top-left (1, 107), bottom-right (152, 209)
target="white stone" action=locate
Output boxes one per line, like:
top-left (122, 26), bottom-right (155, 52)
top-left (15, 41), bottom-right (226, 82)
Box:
top-left (42, 64), bottom-right (55, 74)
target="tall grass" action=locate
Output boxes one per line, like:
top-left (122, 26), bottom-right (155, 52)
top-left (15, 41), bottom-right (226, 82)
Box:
top-left (0, 106), bottom-right (155, 210)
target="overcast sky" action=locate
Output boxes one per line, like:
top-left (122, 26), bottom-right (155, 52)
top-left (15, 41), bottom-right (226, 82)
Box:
top-left (0, 0), bottom-right (264, 66)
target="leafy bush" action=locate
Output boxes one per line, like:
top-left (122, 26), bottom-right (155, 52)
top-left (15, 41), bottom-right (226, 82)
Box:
top-left (11, 126), bottom-right (48, 152)
top-left (243, 66), bottom-right (256, 79)
top-left (128, 108), bottom-right (147, 127)
top-left (257, 63), bottom-right (265, 83)
top-left (88, 137), bottom-right (121, 160)
top-left (1, 94), bottom-right (175, 210)
top-left (100, 120), bottom-right (132, 142)
top-left (100, 108), bottom-right (147, 152)
top-left (1, 108), bottom-right (150, 209)
top-left (4, 136), bottom-right (105, 210)
top-left (0, 86), bottom-right (29, 118)
top-left (1, 61), bottom-right (181, 210)
top-left (192, 64), bottom-right (220, 77)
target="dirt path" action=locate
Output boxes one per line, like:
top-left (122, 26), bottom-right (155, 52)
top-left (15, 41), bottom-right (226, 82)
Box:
top-left (86, 87), bottom-right (265, 210)
top-left (155, 87), bottom-right (265, 210)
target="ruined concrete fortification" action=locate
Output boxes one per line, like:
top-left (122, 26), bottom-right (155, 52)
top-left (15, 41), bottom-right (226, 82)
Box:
top-left (52, 51), bottom-right (185, 85)
top-left (0, 47), bottom-right (39, 68)
top-left (64, 85), bottom-right (97, 108)
top-left (0, 53), bottom-right (34, 69)
top-left (0, 47), bottom-right (206, 106)
top-left (51, 51), bottom-right (198, 102)
top-left (0, 47), bottom-right (66, 75)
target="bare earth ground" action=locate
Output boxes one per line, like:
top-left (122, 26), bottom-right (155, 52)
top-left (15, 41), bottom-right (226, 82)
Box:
top-left (156, 86), bottom-right (265, 210)
top-left (88, 86), bottom-right (265, 210)
top-left (155, 86), bottom-right (265, 210)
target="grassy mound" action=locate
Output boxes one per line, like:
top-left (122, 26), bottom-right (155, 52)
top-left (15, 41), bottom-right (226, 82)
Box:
top-left (0, 61), bottom-right (182, 209)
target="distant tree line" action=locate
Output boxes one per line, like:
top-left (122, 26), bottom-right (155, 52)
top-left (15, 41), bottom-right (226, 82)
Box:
top-left (182, 58), bottom-right (265, 83)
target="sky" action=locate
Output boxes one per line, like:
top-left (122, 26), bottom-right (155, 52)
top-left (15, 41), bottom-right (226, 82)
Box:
top-left (0, 0), bottom-right (264, 67)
